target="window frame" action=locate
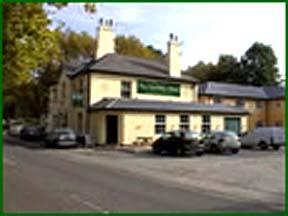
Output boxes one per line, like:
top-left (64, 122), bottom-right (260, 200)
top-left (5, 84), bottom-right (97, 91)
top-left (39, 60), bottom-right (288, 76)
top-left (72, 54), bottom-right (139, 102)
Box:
top-left (256, 101), bottom-right (263, 109)
top-left (201, 115), bottom-right (211, 134)
top-left (155, 114), bottom-right (166, 135)
top-left (236, 99), bottom-right (245, 107)
top-left (121, 81), bottom-right (132, 98)
top-left (179, 114), bottom-right (190, 131)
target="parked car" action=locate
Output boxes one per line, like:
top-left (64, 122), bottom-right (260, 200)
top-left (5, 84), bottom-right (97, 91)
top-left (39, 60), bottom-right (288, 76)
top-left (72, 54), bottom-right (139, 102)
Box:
top-left (44, 128), bottom-right (78, 148)
top-left (20, 125), bottom-right (46, 141)
top-left (152, 130), bottom-right (205, 156)
top-left (240, 127), bottom-right (285, 150)
top-left (8, 121), bottom-right (24, 136)
top-left (203, 131), bottom-right (241, 154)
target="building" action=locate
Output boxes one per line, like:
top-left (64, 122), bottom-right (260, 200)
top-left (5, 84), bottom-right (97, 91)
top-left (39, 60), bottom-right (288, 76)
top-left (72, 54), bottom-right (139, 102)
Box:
top-left (48, 19), bottom-right (253, 145)
top-left (199, 82), bottom-right (285, 130)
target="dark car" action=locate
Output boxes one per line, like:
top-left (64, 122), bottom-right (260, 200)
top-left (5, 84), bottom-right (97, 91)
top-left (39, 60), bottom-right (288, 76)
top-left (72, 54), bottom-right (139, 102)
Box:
top-left (152, 130), bottom-right (205, 156)
top-left (20, 125), bottom-right (46, 141)
top-left (44, 128), bottom-right (78, 148)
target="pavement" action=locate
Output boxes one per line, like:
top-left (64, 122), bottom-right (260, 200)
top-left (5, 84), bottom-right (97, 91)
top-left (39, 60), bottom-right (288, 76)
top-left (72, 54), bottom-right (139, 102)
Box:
top-left (3, 135), bottom-right (285, 212)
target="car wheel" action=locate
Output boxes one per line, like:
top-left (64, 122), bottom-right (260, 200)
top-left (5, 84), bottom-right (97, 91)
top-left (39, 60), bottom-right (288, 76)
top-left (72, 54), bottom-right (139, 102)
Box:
top-left (272, 145), bottom-right (280, 151)
top-left (196, 151), bottom-right (204, 156)
top-left (258, 141), bottom-right (268, 150)
top-left (231, 148), bottom-right (239, 154)
top-left (210, 144), bottom-right (219, 153)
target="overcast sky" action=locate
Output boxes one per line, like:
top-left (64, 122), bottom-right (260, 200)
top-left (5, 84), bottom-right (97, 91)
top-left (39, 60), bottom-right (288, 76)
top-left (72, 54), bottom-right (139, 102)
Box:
top-left (47, 3), bottom-right (285, 79)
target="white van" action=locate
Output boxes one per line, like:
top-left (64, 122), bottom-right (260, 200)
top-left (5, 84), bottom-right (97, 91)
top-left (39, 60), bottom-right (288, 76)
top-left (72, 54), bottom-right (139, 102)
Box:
top-left (240, 127), bottom-right (285, 150)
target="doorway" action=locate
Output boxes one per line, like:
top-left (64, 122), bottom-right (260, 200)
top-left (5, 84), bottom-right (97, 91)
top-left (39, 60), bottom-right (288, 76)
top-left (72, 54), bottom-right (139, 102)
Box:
top-left (106, 115), bottom-right (118, 144)
top-left (224, 117), bottom-right (241, 135)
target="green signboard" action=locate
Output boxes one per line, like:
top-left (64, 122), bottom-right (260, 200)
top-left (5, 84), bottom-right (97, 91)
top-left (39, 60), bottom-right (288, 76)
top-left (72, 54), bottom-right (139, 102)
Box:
top-left (71, 92), bottom-right (83, 107)
top-left (137, 80), bottom-right (180, 96)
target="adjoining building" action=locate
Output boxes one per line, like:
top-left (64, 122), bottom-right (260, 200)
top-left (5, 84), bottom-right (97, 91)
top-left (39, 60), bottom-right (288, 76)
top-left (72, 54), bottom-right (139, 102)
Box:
top-left (199, 82), bottom-right (285, 130)
top-left (49, 18), bottom-right (280, 145)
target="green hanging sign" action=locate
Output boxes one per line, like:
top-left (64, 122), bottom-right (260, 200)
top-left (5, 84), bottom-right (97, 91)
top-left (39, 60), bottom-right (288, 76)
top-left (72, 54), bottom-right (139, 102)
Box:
top-left (71, 92), bottom-right (83, 106)
top-left (137, 80), bottom-right (180, 96)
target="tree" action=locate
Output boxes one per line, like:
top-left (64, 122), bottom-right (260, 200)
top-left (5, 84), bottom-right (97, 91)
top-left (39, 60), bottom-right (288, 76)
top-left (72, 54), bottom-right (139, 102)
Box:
top-left (116, 35), bottom-right (164, 59)
top-left (3, 3), bottom-right (96, 119)
top-left (239, 42), bottom-right (280, 86)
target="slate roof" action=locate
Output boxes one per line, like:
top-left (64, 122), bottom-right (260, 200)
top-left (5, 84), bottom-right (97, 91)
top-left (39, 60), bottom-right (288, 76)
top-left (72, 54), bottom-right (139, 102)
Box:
top-left (199, 82), bottom-right (285, 99)
top-left (89, 98), bottom-right (249, 115)
top-left (67, 54), bottom-right (198, 83)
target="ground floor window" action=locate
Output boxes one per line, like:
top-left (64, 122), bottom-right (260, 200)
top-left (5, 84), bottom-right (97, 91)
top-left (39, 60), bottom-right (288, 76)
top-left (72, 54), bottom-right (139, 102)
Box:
top-left (77, 112), bottom-right (83, 133)
top-left (201, 115), bottom-right (211, 134)
top-left (256, 120), bottom-right (263, 127)
top-left (275, 121), bottom-right (283, 127)
top-left (155, 115), bottom-right (166, 134)
top-left (180, 115), bottom-right (190, 131)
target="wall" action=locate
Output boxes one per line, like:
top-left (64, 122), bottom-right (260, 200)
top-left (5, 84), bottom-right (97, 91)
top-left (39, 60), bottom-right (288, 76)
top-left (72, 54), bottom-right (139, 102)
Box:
top-left (266, 99), bottom-right (285, 127)
top-left (89, 73), bottom-right (197, 105)
top-left (89, 111), bottom-right (247, 145)
top-left (199, 95), bottom-right (267, 131)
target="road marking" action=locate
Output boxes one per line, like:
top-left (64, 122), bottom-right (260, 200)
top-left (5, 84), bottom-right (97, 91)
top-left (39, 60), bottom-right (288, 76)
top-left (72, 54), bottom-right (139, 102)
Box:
top-left (70, 194), bottom-right (106, 211)
top-left (4, 157), bottom-right (16, 167)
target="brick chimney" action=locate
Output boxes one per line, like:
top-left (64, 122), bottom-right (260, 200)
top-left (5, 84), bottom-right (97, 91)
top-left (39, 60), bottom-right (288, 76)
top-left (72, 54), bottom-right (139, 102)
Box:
top-left (167, 33), bottom-right (181, 77)
top-left (95, 18), bottom-right (115, 59)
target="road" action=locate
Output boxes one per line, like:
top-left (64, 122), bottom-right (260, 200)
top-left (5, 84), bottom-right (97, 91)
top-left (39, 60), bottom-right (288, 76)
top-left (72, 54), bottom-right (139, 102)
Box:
top-left (3, 136), bottom-right (283, 212)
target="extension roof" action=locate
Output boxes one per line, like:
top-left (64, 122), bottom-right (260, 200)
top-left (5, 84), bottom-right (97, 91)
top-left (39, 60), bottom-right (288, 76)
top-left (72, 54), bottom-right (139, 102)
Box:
top-left (89, 98), bottom-right (249, 115)
top-left (199, 82), bottom-right (285, 99)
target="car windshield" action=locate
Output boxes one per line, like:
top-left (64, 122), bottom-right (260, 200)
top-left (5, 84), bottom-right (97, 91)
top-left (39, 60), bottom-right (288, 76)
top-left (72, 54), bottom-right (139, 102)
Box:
top-left (184, 131), bottom-right (200, 139)
top-left (222, 131), bottom-right (238, 138)
top-left (54, 128), bottom-right (74, 135)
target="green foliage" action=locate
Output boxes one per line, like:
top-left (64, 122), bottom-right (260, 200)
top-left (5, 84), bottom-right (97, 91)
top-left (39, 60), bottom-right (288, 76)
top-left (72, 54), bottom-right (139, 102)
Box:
top-left (184, 43), bottom-right (280, 86)
top-left (116, 35), bottom-right (164, 59)
top-left (239, 42), bottom-right (280, 86)
top-left (3, 3), bottom-right (60, 94)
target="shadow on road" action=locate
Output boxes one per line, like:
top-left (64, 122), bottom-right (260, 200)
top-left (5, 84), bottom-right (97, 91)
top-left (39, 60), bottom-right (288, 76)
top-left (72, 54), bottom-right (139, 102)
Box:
top-left (3, 134), bottom-right (79, 151)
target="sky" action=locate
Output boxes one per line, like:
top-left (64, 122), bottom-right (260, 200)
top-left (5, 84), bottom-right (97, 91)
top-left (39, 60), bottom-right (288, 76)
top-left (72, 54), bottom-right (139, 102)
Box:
top-left (47, 3), bottom-right (285, 79)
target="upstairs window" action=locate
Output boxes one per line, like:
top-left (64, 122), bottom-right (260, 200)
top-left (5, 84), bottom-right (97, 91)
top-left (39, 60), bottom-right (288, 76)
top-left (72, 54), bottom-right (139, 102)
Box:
top-left (201, 115), bottom-right (211, 134)
top-left (256, 120), bottom-right (263, 127)
top-left (62, 83), bottom-right (66, 100)
top-left (180, 115), bottom-right (190, 131)
top-left (79, 78), bottom-right (84, 93)
top-left (155, 115), bottom-right (166, 134)
top-left (213, 96), bottom-right (222, 104)
top-left (121, 81), bottom-right (132, 98)
top-left (276, 101), bottom-right (282, 108)
top-left (256, 101), bottom-right (263, 109)
top-left (236, 99), bottom-right (245, 107)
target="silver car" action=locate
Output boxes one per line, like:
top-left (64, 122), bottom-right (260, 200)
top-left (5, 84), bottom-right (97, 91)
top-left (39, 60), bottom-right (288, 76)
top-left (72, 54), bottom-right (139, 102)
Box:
top-left (203, 131), bottom-right (241, 154)
top-left (45, 128), bottom-right (78, 148)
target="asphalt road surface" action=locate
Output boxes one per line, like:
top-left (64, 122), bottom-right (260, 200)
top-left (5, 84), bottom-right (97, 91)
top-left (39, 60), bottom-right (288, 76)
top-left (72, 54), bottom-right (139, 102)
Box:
top-left (3, 136), bottom-right (283, 212)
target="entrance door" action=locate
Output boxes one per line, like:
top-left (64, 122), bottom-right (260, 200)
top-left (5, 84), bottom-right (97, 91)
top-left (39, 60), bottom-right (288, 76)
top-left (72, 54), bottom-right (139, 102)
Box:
top-left (106, 115), bottom-right (118, 144)
top-left (225, 117), bottom-right (241, 135)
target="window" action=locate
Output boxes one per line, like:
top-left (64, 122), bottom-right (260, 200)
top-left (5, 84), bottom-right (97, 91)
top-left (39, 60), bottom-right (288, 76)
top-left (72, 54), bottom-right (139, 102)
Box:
top-left (180, 115), bottom-right (190, 131)
top-left (236, 99), bottom-right (245, 107)
top-left (275, 121), bottom-right (283, 127)
top-left (62, 83), bottom-right (66, 99)
top-left (121, 81), bottom-right (132, 98)
top-left (256, 101), bottom-right (263, 109)
top-left (155, 115), bottom-right (166, 134)
top-left (276, 101), bottom-right (282, 108)
top-left (256, 120), bottom-right (263, 127)
top-left (213, 96), bottom-right (222, 104)
top-left (201, 115), bottom-right (211, 134)
top-left (52, 88), bottom-right (57, 102)
top-left (79, 78), bottom-right (84, 93)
